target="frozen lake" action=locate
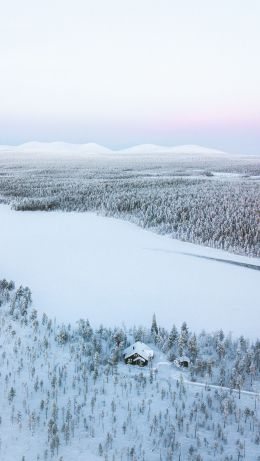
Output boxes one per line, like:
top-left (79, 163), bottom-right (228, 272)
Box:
top-left (0, 205), bottom-right (259, 338)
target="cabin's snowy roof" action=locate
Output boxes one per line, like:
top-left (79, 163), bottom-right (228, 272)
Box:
top-left (123, 341), bottom-right (154, 361)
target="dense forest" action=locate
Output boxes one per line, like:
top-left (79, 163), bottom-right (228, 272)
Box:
top-left (1, 279), bottom-right (260, 460)
top-left (0, 152), bottom-right (259, 257)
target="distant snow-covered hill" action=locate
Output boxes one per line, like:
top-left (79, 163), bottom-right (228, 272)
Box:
top-left (3, 141), bottom-right (113, 154)
top-left (118, 143), bottom-right (226, 155)
top-left (0, 141), bottom-right (226, 155)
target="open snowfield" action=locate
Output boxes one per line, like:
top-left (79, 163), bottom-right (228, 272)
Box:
top-left (0, 205), bottom-right (259, 339)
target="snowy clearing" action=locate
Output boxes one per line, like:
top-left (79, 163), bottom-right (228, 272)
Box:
top-left (0, 204), bottom-right (259, 339)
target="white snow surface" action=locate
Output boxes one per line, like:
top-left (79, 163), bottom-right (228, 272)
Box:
top-left (0, 141), bottom-right (226, 155)
top-left (0, 205), bottom-right (259, 339)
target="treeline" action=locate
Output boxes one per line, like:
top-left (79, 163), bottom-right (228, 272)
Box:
top-left (0, 163), bottom-right (259, 256)
top-left (1, 279), bottom-right (260, 394)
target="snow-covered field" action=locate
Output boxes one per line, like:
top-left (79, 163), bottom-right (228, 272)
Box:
top-left (0, 205), bottom-right (259, 339)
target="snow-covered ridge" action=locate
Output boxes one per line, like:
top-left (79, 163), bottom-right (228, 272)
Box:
top-left (118, 143), bottom-right (226, 155)
top-left (0, 141), bottom-right (112, 155)
top-left (0, 141), bottom-right (226, 155)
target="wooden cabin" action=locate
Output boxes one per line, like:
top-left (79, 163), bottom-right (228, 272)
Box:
top-left (123, 341), bottom-right (154, 367)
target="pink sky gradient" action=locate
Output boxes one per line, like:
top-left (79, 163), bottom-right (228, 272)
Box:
top-left (0, 0), bottom-right (259, 154)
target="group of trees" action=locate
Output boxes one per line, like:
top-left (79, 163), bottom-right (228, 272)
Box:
top-left (137, 314), bottom-right (260, 393)
top-left (0, 155), bottom-right (259, 257)
top-left (1, 279), bottom-right (260, 460)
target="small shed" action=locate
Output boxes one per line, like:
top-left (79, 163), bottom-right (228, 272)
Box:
top-left (123, 341), bottom-right (154, 367)
top-left (174, 356), bottom-right (190, 368)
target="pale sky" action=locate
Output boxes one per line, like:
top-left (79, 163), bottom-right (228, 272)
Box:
top-left (0, 0), bottom-right (259, 153)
